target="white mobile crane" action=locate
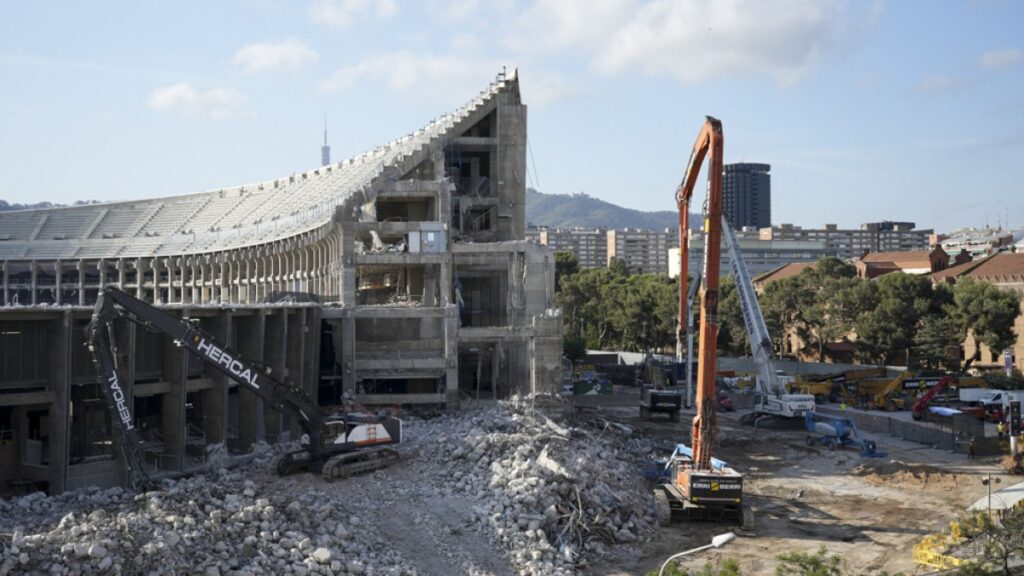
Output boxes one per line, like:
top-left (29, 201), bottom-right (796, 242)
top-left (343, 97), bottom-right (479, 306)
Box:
top-left (721, 219), bottom-right (815, 423)
top-left (87, 286), bottom-right (401, 489)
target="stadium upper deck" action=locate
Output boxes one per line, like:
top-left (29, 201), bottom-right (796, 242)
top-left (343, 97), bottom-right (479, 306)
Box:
top-left (0, 75), bottom-right (507, 261)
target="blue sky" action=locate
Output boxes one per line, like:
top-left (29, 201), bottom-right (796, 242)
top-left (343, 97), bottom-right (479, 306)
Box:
top-left (1, 0), bottom-right (1022, 233)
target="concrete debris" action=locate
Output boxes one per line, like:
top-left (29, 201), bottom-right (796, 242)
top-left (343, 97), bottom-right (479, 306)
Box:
top-left (405, 401), bottom-right (655, 575)
top-left (0, 402), bottom-right (652, 575)
top-left (0, 449), bottom-right (414, 576)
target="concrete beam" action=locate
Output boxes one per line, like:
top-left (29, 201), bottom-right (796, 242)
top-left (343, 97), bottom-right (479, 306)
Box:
top-left (355, 393), bottom-right (446, 405)
top-left (355, 254), bottom-right (445, 265)
top-left (0, 390), bottom-right (53, 407)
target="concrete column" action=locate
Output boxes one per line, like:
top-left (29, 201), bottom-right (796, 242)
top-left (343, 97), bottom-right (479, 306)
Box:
top-left (135, 258), bottom-right (144, 300)
top-left (54, 260), bottom-right (63, 305)
top-left (335, 314), bottom-right (357, 399)
top-left (286, 309), bottom-right (308, 440)
top-left (47, 312), bottom-right (72, 494)
top-left (30, 261), bottom-right (37, 306)
top-left (161, 310), bottom-right (188, 472)
top-left (440, 257), bottom-right (451, 306)
top-left (202, 311), bottom-right (231, 446)
top-left (150, 258), bottom-right (161, 304)
top-left (492, 343), bottom-right (501, 399)
top-left (263, 311), bottom-right (286, 442)
top-left (115, 317), bottom-right (137, 485)
top-left (444, 306), bottom-right (460, 407)
top-left (77, 261), bottom-right (85, 306)
top-left (236, 311), bottom-right (266, 449)
top-left (178, 258), bottom-right (187, 305)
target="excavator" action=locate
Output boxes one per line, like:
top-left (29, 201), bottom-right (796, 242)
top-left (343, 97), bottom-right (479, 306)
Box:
top-left (654, 117), bottom-right (749, 528)
top-left (87, 286), bottom-right (401, 490)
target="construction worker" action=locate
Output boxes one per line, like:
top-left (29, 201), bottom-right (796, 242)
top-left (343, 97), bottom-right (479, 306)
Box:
top-left (997, 420), bottom-right (1006, 440)
top-left (840, 401), bottom-right (847, 412)
top-left (969, 436), bottom-right (977, 459)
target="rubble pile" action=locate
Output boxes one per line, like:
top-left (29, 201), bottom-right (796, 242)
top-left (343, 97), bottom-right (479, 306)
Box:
top-left (0, 453), bottom-right (412, 576)
top-left (409, 403), bottom-right (654, 575)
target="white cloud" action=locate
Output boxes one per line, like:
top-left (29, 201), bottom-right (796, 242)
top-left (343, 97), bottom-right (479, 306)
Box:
top-left (914, 74), bottom-right (959, 94)
top-left (320, 52), bottom-right (506, 102)
top-left (233, 39), bottom-right (318, 74)
top-left (519, 70), bottom-right (581, 106)
top-left (451, 33), bottom-right (481, 51)
top-left (148, 83), bottom-right (244, 119)
top-left (978, 48), bottom-right (1024, 69)
top-left (508, 0), bottom-right (857, 85)
top-left (319, 51), bottom-right (576, 107)
top-left (308, 0), bottom-right (397, 29)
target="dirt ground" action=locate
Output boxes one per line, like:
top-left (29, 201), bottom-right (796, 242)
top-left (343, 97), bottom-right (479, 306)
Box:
top-left (585, 405), bottom-right (1012, 576)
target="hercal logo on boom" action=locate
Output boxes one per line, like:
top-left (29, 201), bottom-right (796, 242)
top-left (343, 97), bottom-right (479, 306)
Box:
top-left (196, 338), bottom-right (259, 388)
top-left (107, 374), bottom-right (134, 430)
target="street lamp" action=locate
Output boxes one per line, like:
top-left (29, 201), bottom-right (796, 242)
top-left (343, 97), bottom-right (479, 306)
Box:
top-left (982, 474), bottom-right (1002, 518)
top-left (659, 532), bottom-right (737, 576)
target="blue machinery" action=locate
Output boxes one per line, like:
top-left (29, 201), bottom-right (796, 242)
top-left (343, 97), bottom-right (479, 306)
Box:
top-left (804, 411), bottom-right (886, 457)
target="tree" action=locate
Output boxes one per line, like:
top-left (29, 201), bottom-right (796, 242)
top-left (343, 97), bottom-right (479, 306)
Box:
top-left (717, 276), bottom-right (750, 357)
top-left (951, 278), bottom-right (1021, 372)
top-left (760, 276), bottom-right (814, 357)
top-left (647, 559), bottom-right (741, 576)
top-left (608, 257), bottom-right (631, 277)
top-left (954, 510), bottom-right (1024, 575)
top-left (911, 316), bottom-right (959, 370)
top-left (554, 250), bottom-right (579, 292)
top-left (812, 256), bottom-right (856, 280)
top-left (774, 547), bottom-right (904, 576)
top-left (563, 334), bottom-right (587, 365)
top-left (855, 273), bottom-right (934, 365)
top-left (774, 547), bottom-right (847, 576)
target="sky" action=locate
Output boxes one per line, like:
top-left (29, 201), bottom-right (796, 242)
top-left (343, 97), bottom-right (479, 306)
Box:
top-left (1, 0), bottom-right (1023, 234)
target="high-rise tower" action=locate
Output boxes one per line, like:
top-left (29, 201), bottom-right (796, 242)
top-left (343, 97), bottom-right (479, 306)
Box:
top-left (321, 116), bottom-right (331, 166)
top-left (723, 163), bottom-right (771, 229)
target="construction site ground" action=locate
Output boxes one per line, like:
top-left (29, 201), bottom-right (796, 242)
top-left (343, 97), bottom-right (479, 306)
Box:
top-left (2, 400), bottom-right (1018, 576)
top-left (596, 404), bottom-right (1010, 576)
top-left (243, 403), bottom-right (1014, 575)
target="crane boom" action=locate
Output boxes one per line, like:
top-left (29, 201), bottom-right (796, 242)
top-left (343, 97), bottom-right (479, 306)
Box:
top-left (722, 217), bottom-right (782, 396)
top-left (722, 220), bottom-right (815, 421)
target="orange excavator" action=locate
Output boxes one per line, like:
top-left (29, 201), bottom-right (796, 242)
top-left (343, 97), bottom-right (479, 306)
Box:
top-left (654, 117), bottom-right (750, 528)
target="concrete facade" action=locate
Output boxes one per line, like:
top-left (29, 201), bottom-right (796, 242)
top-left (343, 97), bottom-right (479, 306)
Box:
top-left (0, 70), bottom-right (562, 494)
top-left (760, 222), bottom-right (931, 259)
top-left (535, 228), bottom-right (607, 269)
top-left (606, 228), bottom-right (673, 274)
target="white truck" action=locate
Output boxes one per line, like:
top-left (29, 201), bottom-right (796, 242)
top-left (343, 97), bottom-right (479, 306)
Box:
top-left (722, 217), bottom-right (816, 422)
top-left (958, 388), bottom-right (1001, 405)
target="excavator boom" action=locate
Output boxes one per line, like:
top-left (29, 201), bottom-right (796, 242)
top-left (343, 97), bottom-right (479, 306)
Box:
top-left (676, 116), bottom-right (724, 471)
top-left (86, 286), bottom-right (400, 488)
top-left (655, 117), bottom-right (748, 529)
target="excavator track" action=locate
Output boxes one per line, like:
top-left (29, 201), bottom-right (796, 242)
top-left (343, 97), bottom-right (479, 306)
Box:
top-left (321, 447), bottom-right (400, 481)
top-left (273, 449), bottom-right (315, 476)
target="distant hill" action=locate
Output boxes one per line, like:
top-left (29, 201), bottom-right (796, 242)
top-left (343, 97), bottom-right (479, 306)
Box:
top-left (526, 189), bottom-right (688, 230)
